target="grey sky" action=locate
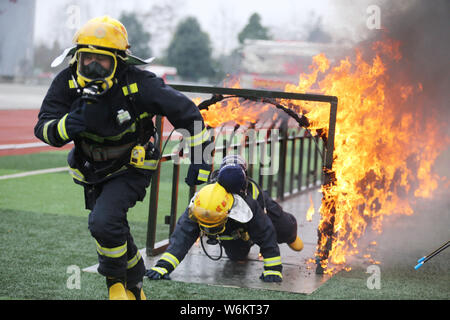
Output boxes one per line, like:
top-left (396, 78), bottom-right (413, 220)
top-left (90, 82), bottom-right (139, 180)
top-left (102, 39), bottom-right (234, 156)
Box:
top-left (34, 0), bottom-right (377, 56)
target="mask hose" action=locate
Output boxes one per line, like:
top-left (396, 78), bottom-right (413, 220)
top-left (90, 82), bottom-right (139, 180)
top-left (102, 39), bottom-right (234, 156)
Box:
top-left (200, 233), bottom-right (223, 261)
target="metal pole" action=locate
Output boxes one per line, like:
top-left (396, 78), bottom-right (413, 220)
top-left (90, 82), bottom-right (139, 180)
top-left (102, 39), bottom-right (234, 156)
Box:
top-left (168, 84), bottom-right (338, 103)
top-left (316, 100), bottom-right (338, 274)
top-left (306, 132), bottom-right (312, 188)
top-left (298, 135), bottom-right (304, 191)
top-left (289, 133), bottom-right (297, 195)
top-left (247, 123), bottom-right (256, 180)
top-left (313, 135), bottom-right (320, 186)
top-left (146, 116), bottom-right (164, 257)
top-left (168, 163), bottom-right (180, 235)
top-left (277, 118), bottom-right (289, 201)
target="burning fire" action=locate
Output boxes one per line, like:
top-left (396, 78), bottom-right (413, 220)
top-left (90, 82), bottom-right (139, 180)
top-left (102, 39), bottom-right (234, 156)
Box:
top-left (198, 37), bottom-right (449, 273)
top-left (197, 80), bottom-right (273, 128)
top-left (287, 38), bottom-right (448, 273)
top-left (306, 193), bottom-right (316, 222)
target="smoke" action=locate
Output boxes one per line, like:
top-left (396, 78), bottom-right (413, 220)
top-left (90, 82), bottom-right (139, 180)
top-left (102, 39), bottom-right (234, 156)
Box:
top-left (348, 0), bottom-right (450, 270)
top-left (353, 191), bottom-right (450, 271)
top-left (334, 0), bottom-right (450, 124)
top-left (377, 0), bottom-right (450, 133)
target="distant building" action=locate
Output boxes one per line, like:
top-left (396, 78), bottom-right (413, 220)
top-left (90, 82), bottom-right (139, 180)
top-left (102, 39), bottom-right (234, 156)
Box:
top-left (239, 39), bottom-right (349, 90)
top-left (144, 65), bottom-right (178, 82)
top-left (0, 0), bottom-right (36, 80)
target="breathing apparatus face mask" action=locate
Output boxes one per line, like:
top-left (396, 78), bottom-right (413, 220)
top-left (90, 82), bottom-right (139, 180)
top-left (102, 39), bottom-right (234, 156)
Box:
top-left (80, 57), bottom-right (111, 79)
top-left (76, 48), bottom-right (117, 90)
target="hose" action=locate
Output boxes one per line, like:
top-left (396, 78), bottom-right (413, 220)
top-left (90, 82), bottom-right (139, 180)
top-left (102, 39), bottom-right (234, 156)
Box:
top-left (200, 234), bottom-right (223, 261)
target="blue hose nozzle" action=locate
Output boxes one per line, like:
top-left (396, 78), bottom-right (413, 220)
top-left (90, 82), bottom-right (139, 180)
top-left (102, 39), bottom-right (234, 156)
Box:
top-left (417, 256), bottom-right (426, 263)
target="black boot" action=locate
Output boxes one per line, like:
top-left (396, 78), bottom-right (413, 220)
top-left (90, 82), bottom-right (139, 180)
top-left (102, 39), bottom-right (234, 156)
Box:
top-left (126, 281), bottom-right (146, 300)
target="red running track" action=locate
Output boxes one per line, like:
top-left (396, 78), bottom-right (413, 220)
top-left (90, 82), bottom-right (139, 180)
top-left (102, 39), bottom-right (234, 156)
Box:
top-left (0, 109), bottom-right (175, 157)
top-left (0, 109), bottom-right (67, 156)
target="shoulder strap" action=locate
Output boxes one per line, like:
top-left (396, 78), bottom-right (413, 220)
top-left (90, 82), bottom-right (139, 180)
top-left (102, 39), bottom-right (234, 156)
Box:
top-left (247, 177), bottom-right (266, 210)
top-left (123, 73), bottom-right (154, 146)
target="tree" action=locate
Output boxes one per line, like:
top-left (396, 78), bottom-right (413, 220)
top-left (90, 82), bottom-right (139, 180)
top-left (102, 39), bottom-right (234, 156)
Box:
top-left (238, 13), bottom-right (271, 44)
top-left (119, 12), bottom-right (152, 58)
top-left (34, 40), bottom-right (63, 73)
top-left (306, 16), bottom-right (332, 43)
top-left (166, 17), bottom-right (215, 81)
top-left (141, 1), bottom-right (182, 56)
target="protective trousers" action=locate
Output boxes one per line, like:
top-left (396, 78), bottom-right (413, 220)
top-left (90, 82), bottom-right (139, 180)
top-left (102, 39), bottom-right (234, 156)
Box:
top-left (222, 239), bottom-right (252, 261)
top-left (222, 192), bottom-right (297, 261)
top-left (87, 169), bottom-right (151, 287)
top-left (263, 191), bottom-right (297, 244)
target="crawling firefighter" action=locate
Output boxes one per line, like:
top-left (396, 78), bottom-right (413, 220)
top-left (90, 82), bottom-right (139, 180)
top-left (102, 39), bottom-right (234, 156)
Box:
top-left (34, 16), bottom-right (211, 299)
top-left (146, 155), bottom-right (303, 283)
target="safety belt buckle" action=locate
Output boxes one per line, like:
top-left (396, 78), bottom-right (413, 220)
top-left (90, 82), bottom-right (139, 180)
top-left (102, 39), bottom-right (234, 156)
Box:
top-left (130, 145), bottom-right (146, 166)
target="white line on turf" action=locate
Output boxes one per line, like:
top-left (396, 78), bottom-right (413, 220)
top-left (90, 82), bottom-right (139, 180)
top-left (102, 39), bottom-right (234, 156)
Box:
top-left (0, 167), bottom-right (68, 180)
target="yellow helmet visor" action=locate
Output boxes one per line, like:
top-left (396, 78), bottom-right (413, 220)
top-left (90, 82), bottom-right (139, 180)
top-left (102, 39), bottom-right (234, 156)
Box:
top-left (76, 48), bottom-right (117, 89)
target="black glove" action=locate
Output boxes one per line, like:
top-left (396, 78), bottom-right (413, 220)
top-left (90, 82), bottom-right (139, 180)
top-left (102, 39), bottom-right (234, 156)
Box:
top-left (185, 163), bottom-right (211, 186)
top-left (145, 267), bottom-right (171, 280)
top-left (145, 254), bottom-right (178, 280)
top-left (82, 97), bottom-right (120, 136)
top-left (57, 104), bottom-right (86, 141)
top-left (259, 271), bottom-right (283, 283)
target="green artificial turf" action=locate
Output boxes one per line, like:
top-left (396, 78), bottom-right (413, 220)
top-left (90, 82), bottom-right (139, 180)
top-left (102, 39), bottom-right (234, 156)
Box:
top-left (1, 208), bottom-right (448, 300)
top-left (0, 150), bottom-right (448, 300)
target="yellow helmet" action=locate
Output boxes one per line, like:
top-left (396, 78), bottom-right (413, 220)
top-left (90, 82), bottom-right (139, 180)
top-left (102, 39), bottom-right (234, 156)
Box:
top-left (51, 16), bottom-right (155, 81)
top-left (72, 16), bottom-right (129, 89)
top-left (188, 183), bottom-right (234, 234)
top-left (73, 15), bottom-right (130, 51)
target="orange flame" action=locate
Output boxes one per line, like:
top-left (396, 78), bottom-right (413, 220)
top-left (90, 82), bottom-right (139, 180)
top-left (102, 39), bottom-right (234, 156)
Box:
top-left (306, 194), bottom-right (315, 222)
top-left (197, 37), bottom-right (449, 273)
top-left (286, 38), bottom-right (448, 272)
top-left (199, 79), bottom-right (273, 128)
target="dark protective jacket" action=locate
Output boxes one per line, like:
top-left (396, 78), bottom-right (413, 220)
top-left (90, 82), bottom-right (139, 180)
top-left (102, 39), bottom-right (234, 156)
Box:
top-left (210, 172), bottom-right (298, 245)
top-left (34, 62), bottom-right (208, 184)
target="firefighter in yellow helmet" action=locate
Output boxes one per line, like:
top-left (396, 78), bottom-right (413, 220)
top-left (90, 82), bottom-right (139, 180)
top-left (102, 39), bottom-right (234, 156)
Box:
top-left (34, 16), bottom-right (212, 299)
top-left (189, 183), bottom-right (234, 235)
top-left (215, 155), bottom-right (303, 251)
top-left (146, 178), bottom-right (295, 283)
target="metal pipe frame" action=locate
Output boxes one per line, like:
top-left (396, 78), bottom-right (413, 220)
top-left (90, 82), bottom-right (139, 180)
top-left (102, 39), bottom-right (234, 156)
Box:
top-left (146, 84), bottom-right (338, 275)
